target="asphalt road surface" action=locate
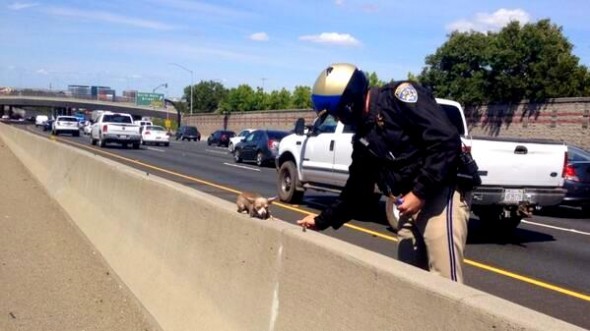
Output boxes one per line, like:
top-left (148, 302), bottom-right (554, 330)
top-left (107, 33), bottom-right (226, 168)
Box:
top-left (16, 124), bottom-right (590, 329)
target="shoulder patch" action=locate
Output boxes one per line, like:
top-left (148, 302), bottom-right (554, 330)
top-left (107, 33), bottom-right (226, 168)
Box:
top-left (394, 83), bottom-right (418, 103)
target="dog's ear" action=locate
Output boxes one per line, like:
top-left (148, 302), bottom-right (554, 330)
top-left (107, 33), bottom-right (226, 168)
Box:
top-left (267, 196), bottom-right (278, 204)
top-left (246, 196), bottom-right (256, 203)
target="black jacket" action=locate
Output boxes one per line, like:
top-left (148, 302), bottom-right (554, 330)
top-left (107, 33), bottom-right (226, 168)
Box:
top-left (314, 81), bottom-right (461, 230)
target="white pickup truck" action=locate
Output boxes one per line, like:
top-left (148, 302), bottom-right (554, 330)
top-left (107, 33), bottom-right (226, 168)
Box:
top-left (90, 112), bottom-right (141, 149)
top-left (275, 98), bottom-right (568, 231)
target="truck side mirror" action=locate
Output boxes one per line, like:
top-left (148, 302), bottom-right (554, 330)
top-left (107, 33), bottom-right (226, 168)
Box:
top-left (293, 118), bottom-right (305, 135)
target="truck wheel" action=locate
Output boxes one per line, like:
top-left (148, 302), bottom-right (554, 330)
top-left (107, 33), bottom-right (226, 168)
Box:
top-left (277, 161), bottom-right (303, 203)
top-left (98, 136), bottom-right (106, 148)
top-left (256, 151), bottom-right (264, 167)
top-left (91, 138), bottom-right (97, 146)
top-left (133, 142), bottom-right (140, 149)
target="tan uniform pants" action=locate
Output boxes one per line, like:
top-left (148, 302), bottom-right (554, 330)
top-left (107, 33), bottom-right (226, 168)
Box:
top-left (397, 186), bottom-right (470, 283)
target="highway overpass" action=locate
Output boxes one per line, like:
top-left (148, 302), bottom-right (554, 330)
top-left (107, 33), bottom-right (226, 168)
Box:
top-left (0, 94), bottom-right (179, 120)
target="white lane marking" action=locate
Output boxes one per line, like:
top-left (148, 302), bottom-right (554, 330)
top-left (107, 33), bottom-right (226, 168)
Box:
top-left (207, 149), bottom-right (231, 155)
top-left (146, 147), bottom-right (166, 152)
top-left (223, 162), bottom-right (261, 172)
top-left (521, 220), bottom-right (590, 236)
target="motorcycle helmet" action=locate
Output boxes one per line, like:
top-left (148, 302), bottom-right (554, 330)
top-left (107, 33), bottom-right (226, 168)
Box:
top-left (311, 63), bottom-right (369, 125)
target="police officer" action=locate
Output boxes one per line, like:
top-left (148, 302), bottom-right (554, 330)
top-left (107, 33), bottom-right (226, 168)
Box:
top-left (297, 63), bottom-right (471, 283)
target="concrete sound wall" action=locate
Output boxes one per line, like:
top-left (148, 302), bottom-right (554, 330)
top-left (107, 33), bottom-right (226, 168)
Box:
top-left (0, 123), bottom-right (582, 331)
top-left (183, 97), bottom-right (590, 150)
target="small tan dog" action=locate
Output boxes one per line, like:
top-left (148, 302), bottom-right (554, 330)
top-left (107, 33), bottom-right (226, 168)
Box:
top-left (236, 192), bottom-right (277, 220)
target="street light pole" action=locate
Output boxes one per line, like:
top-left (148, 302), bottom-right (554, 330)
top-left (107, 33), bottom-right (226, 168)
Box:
top-left (152, 82), bottom-right (168, 112)
top-left (169, 63), bottom-right (194, 115)
top-left (152, 83), bottom-right (168, 93)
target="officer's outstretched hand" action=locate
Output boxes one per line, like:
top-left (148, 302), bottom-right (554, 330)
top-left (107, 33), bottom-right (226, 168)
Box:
top-left (297, 214), bottom-right (318, 231)
top-left (397, 192), bottom-right (424, 216)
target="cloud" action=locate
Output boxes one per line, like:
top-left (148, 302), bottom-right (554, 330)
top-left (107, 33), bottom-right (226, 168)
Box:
top-left (46, 7), bottom-right (176, 31)
top-left (447, 8), bottom-right (531, 32)
top-left (8, 2), bottom-right (38, 10)
top-left (249, 32), bottom-right (269, 42)
top-left (36, 69), bottom-right (49, 75)
top-left (299, 32), bottom-right (360, 46)
top-left (334, 0), bottom-right (344, 5)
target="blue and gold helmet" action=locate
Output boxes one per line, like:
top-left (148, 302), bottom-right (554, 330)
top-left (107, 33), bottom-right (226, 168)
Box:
top-left (311, 63), bottom-right (369, 124)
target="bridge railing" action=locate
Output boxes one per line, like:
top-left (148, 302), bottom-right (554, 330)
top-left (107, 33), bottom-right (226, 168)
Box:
top-left (1, 88), bottom-right (136, 105)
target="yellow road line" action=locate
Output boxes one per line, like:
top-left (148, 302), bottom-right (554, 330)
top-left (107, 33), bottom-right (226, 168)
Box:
top-left (63, 138), bottom-right (242, 194)
top-left (464, 260), bottom-right (590, 301)
top-left (56, 135), bottom-right (590, 303)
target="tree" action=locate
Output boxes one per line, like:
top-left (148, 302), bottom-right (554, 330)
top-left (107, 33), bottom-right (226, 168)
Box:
top-left (253, 87), bottom-right (268, 110)
top-left (419, 30), bottom-right (492, 105)
top-left (186, 80), bottom-right (227, 113)
top-left (407, 72), bottom-right (420, 82)
top-left (266, 88), bottom-right (292, 110)
top-left (219, 84), bottom-right (257, 112)
top-left (419, 19), bottom-right (590, 106)
top-left (367, 71), bottom-right (387, 87)
top-left (583, 68), bottom-right (590, 96)
top-left (291, 85), bottom-right (312, 109)
top-left (490, 19), bottom-right (588, 102)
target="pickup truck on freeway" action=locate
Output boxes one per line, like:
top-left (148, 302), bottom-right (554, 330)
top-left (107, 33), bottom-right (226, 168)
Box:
top-left (275, 98), bottom-right (568, 233)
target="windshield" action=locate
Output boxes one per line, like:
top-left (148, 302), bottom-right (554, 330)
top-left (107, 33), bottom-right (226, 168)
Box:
top-left (103, 114), bottom-right (132, 124)
top-left (569, 146), bottom-right (590, 162)
top-left (439, 104), bottom-right (466, 135)
top-left (58, 117), bottom-right (78, 122)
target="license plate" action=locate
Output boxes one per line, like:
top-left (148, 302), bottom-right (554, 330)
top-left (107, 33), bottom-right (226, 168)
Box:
top-left (119, 135), bottom-right (128, 139)
top-left (503, 189), bottom-right (524, 203)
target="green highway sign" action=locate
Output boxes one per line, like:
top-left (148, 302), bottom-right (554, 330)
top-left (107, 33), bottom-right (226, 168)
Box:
top-left (136, 92), bottom-right (164, 107)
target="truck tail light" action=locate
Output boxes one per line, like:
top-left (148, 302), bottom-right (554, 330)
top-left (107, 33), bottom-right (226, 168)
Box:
top-left (564, 164), bottom-right (579, 182)
top-left (145, 131), bottom-right (150, 135)
top-left (268, 139), bottom-right (279, 150)
top-left (562, 151), bottom-right (568, 178)
top-left (462, 145), bottom-right (471, 153)
top-left (102, 125), bottom-right (108, 132)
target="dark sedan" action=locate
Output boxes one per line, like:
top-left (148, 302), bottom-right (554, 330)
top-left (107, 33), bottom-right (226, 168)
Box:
top-left (175, 125), bottom-right (201, 141)
top-left (562, 145), bottom-right (590, 215)
top-left (207, 130), bottom-right (235, 147)
top-left (233, 129), bottom-right (290, 167)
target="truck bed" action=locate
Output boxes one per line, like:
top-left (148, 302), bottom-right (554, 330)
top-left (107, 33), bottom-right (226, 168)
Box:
top-left (468, 137), bottom-right (566, 187)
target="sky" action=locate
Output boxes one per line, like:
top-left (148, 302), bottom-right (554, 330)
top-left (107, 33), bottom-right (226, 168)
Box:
top-left (1, 0), bottom-right (589, 99)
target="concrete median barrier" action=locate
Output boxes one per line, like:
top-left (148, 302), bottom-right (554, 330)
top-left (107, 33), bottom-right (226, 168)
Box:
top-left (0, 123), bottom-right (582, 331)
